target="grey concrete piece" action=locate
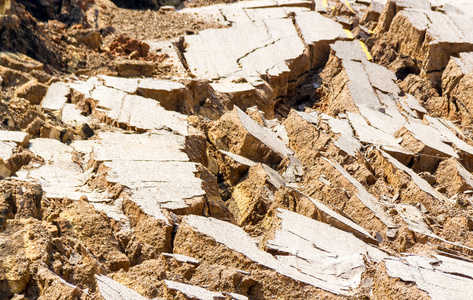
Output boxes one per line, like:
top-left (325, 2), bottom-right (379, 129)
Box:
top-left (268, 209), bottom-right (387, 289)
top-left (61, 103), bottom-right (91, 126)
top-left (424, 9), bottom-right (473, 44)
top-left (96, 275), bottom-right (149, 300)
top-left (376, 91), bottom-right (407, 124)
top-left (425, 116), bottom-right (473, 156)
top-left (342, 60), bottom-right (382, 109)
top-left (42, 82), bottom-right (70, 111)
top-left (0, 130), bottom-right (29, 147)
top-left (330, 40), bottom-right (367, 62)
top-left (90, 200), bottom-right (128, 222)
top-left (16, 138), bottom-right (109, 202)
top-left (219, 150), bottom-right (255, 167)
top-left (295, 11), bottom-right (346, 44)
top-left (162, 253), bottom-right (200, 265)
top-left (319, 113), bottom-right (361, 156)
top-left (453, 52), bottom-right (473, 74)
top-left (98, 75), bottom-right (139, 94)
top-left (236, 106), bottom-right (293, 158)
top-left (0, 141), bottom-right (15, 162)
top-left (362, 60), bottom-right (401, 95)
top-left (210, 81), bottom-right (255, 94)
top-left (380, 150), bottom-right (450, 203)
top-left (89, 86), bottom-right (188, 135)
top-left (384, 254), bottom-right (473, 300)
top-left (68, 79), bottom-right (96, 98)
top-left (164, 280), bottom-right (225, 300)
top-left (432, 254), bottom-right (473, 279)
top-left (347, 112), bottom-right (402, 148)
top-left (90, 85), bottom-right (127, 120)
top-left (357, 105), bottom-right (405, 136)
top-left (402, 95), bottom-right (427, 114)
top-left (445, 1), bottom-right (473, 18)
top-left (184, 18), bottom-right (305, 83)
top-left (184, 214), bottom-right (371, 295)
top-left (323, 157), bottom-right (396, 227)
top-left (283, 155), bottom-right (304, 184)
top-left (137, 78), bottom-right (185, 92)
top-left (294, 189), bottom-right (377, 243)
top-left (91, 131), bottom-right (189, 162)
top-left (404, 121), bottom-right (458, 158)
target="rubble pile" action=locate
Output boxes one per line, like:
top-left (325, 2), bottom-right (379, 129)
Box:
top-left (2, 0), bottom-right (473, 299)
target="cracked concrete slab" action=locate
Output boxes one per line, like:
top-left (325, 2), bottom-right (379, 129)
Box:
top-left (385, 254), bottom-right (473, 300)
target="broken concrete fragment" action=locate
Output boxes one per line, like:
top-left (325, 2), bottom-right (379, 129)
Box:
top-left (362, 60), bottom-right (401, 94)
top-left (208, 107), bottom-right (292, 166)
top-left (399, 121), bottom-right (458, 158)
top-left (183, 14), bottom-right (307, 98)
top-left (0, 130), bottom-right (29, 147)
top-left (137, 78), bottom-right (189, 112)
top-left (98, 75), bottom-right (139, 94)
top-left (175, 214), bottom-right (357, 296)
top-left (294, 11), bottom-right (347, 68)
top-left (96, 275), bottom-right (148, 300)
top-left (41, 82), bottom-right (70, 111)
top-left (163, 280), bottom-right (226, 300)
top-left (381, 7), bottom-right (473, 79)
top-left (88, 85), bottom-right (189, 135)
top-left (401, 94), bottom-right (427, 115)
top-left (293, 189), bottom-right (378, 244)
top-left (384, 254), bottom-right (473, 300)
top-left (266, 209), bottom-right (387, 294)
top-left (347, 112), bottom-right (402, 149)
top-left (330, 40), bottom-right (368, 62)
top-left (162, 253), bottom-right (200, 265)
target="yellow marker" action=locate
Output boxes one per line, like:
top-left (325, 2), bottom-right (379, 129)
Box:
top-left (344, 29), bottom-right (354, 39)
top-left (344, 1), bottom-right (355, 13)
top-left (331, 5), bottom-right (336, 10)
top-left (322, 0), bottom-right (328, 7)
top-left (359, 40), bottom-right (373, 61)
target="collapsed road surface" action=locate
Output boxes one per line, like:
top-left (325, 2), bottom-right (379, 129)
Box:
top-left (2, 0), bottom-right (473, 299)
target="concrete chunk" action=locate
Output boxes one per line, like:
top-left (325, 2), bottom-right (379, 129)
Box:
top-left (41, 82), bottom-right (70, 111)
top-left (0, 130), bottom-right (29, 147)
top-left (98, 75), bottom-right (139, 94)
top-left (385, 254), bottom-right (473, 300)
top-left (209, 107), bottom-right (292, 166)
top-left (96, 275), bottom-right (148, 300)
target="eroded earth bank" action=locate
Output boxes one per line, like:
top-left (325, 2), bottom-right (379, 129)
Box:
top-left (2, 0), bottom-right (473, 299)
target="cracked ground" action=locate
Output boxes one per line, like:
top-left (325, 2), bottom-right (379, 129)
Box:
top-left (2, 0), bottom-right (473, 299)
